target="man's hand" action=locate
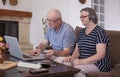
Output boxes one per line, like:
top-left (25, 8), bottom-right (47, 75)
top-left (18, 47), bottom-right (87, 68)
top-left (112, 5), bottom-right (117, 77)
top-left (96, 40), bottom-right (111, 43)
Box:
top-left (38, 43), bottom-right (46, 51)
top-left (44, 49), bottom-right (54, 58)
top-left (29, 49), bottom-right (41, 56)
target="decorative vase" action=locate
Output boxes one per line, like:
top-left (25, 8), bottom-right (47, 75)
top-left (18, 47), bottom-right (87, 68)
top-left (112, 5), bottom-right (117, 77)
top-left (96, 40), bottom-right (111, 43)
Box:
top-left (2, 0), bottom-right (6, 5)
top-left (9, 0), bottom-right (18, 5)
top-left (0, 50), bottom-right (5, 64)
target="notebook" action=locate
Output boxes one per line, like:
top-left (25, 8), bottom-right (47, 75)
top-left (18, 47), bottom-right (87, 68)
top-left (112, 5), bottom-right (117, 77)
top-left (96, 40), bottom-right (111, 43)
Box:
top-left (4, 35), bottom-right (45, 61)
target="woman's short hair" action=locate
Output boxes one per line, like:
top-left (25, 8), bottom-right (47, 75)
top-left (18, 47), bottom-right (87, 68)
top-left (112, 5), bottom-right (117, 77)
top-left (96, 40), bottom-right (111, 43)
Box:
top-left (80, 7), bottom-right (98, 24)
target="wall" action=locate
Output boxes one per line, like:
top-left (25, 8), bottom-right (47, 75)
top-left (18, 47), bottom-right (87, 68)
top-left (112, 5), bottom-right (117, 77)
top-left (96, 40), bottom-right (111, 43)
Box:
top-left (0, 0), bottom-right (31, 11)
top-left (105, 0), bottom-right (120, 31)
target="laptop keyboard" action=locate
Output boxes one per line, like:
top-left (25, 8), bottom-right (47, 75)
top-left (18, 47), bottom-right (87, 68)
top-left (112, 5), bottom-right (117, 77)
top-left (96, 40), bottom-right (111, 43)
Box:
top-left (23, 54), bottom-right (31, 58)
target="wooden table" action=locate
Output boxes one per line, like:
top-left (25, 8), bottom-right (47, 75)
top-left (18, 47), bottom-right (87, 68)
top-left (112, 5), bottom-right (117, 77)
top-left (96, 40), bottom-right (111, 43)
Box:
top-left (0, 52), bottom-right (80, 77)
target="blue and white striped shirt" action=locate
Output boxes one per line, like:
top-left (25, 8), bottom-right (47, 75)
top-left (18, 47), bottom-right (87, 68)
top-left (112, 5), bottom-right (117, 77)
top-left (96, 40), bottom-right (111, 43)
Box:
top-left (78, 26), bottom-right (112, 72)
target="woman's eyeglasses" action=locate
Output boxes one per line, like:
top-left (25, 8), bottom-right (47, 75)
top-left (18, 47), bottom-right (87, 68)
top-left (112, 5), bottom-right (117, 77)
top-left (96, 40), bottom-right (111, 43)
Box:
top-left (80, 15), bottom-right (89, 19)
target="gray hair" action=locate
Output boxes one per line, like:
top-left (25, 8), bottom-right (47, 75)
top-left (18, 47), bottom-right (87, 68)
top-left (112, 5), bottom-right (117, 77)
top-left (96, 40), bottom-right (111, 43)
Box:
top-left (47, 9), bottom-right (62, 18)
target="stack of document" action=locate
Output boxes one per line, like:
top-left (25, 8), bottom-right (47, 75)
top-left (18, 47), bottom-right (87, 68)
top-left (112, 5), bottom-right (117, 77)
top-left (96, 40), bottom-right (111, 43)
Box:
top-left (17, 61), bottom-right (41, 69)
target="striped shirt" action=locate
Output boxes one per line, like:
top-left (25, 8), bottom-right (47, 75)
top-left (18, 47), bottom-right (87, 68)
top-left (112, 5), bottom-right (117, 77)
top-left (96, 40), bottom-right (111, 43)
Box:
top-left (77, 26), bottom-right (112, 72)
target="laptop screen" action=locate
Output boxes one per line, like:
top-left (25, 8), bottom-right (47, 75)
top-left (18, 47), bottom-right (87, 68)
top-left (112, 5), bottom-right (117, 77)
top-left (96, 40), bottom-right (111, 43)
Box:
top-left (4, 35), bottom-right (24, 59)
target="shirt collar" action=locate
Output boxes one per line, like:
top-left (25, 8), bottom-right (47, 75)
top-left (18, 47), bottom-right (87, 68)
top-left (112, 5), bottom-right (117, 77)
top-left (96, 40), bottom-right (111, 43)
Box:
top-left (55, 21), bottom-right (64, 34)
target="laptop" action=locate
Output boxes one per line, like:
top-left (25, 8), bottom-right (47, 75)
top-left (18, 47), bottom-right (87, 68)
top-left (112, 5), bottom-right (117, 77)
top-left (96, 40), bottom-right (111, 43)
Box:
top-left (4, 35), bottom-right (45, 61)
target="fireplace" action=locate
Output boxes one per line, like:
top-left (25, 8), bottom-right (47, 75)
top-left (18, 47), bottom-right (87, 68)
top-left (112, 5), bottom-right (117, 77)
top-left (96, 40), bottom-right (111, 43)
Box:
top-left (0, 9), bottom-right (33, 53)
top-left (0, 20), bottom-right (18, 40)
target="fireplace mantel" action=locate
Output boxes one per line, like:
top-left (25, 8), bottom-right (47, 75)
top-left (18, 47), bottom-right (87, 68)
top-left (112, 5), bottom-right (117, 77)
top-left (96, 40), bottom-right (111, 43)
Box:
top-left (0, 9), bottom-right (32, 17)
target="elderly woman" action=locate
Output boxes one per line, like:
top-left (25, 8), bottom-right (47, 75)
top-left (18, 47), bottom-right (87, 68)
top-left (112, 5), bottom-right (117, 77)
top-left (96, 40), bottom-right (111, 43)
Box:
top-left (63, 7), bottom-right (112, 77)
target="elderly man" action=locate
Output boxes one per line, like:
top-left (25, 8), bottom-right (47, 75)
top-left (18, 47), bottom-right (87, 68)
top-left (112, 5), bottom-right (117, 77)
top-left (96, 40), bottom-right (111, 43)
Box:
top-left (29, 9), bottom-right (76, 63)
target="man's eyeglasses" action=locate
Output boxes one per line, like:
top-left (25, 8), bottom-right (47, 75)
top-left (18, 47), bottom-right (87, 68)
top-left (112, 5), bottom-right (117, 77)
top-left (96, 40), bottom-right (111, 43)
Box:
top-left (80, 15), bottom-right (89, 19)
top-left (46, 18), bottom-right (60, 23)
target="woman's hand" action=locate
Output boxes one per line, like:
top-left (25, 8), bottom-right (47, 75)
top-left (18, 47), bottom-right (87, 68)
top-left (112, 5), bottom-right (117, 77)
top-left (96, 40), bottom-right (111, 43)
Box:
top-left (63, 56), bottom-right (74, 63)
top-left (71, 59), bottom-right (86, 66)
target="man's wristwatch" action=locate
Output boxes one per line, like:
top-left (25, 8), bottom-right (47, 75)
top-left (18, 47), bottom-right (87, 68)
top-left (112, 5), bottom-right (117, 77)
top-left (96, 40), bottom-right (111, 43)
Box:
top-left (36, 46), bottom-right (39, 49)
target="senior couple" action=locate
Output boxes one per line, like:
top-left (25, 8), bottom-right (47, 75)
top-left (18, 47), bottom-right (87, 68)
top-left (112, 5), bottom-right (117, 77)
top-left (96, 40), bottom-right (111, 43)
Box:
top-left (29, 7), bottom-right (112, 77)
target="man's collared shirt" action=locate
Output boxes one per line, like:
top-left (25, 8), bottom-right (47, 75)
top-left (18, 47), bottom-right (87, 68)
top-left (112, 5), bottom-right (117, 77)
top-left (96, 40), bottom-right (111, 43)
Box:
top-left (45, 22), bottom-right (76, 53)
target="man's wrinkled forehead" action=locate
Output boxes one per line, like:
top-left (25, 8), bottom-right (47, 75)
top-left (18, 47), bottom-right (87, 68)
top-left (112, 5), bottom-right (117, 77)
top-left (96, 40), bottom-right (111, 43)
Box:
top-left (47, 9), bottom-right (61, 19)
top-left (47, 12), bottom-right (57, 19)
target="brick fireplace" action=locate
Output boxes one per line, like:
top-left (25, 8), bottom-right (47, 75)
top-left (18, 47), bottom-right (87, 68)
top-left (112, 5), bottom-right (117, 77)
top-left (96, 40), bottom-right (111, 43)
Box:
top-left (0, 9), bottom-right (33, 53)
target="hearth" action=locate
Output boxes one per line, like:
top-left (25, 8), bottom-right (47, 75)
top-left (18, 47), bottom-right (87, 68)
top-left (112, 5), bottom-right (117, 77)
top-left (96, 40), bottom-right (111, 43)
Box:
top-left (0, 20), bottom-right (18, 40)
top-left (0, 9), bottom-right (33, 53)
